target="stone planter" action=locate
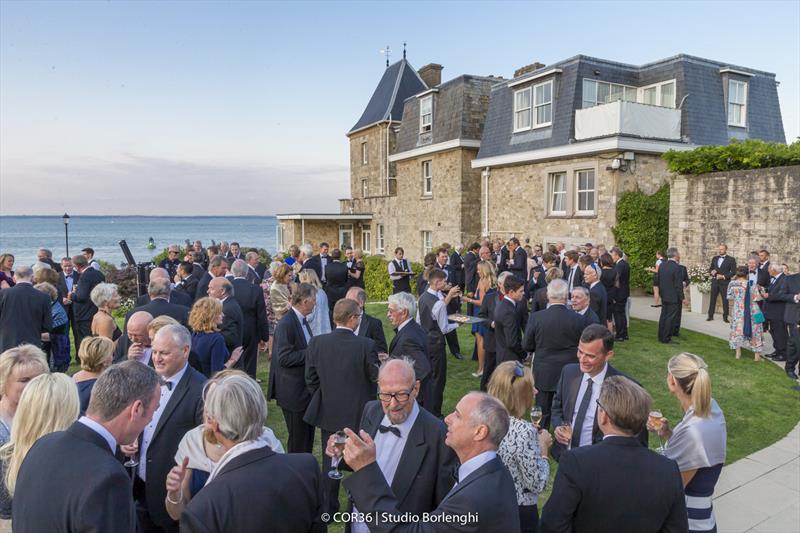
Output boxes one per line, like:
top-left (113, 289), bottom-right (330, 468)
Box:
top-left (689, 285), bottom-right (710, 314)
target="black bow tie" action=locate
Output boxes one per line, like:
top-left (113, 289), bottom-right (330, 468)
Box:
top-left (163, 381), bottom-right (173, 391)
top-left (378, 425), bottom-right (401, 438)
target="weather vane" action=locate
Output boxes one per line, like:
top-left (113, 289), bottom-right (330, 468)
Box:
top-left (380, 45), bottom-right (391, 67)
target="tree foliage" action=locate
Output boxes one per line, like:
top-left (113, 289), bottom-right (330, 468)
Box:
top-left (363, 255), bottom-right (423, 302)
top-left (662, 139), bottom-right (800, 175)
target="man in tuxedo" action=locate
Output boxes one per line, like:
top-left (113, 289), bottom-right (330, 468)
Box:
top-left (347, 286), bottom-right (388, 353)
top-left (127, 324), bottom-right (206, 533)
top-left (324, 249), bottom-right (350, 316)
top-left (81, 247), bottom-right (101, 271)
top-left (317, 242), bottom-right (331, 283)
top-left (230, 260), bottom-right (269, 378)
top-left (496, 240), bottom-right (509, 273)
top-left (571, 287), bottom-right (601, 326)
top-left (436, 247), bottom-right (463, 360)
top-left (228, 241), bottom-right (244, 261)
top-left (59, 257), bottom-right (80, 341)
top-left (208, 277), bottom-right (243, 358)
top-left (304, 298), bottom-right (380, 514)
top-left (387, 292), bottom-right (432, 407)
top-left (541, 377), bottom-right (687, 533)
top-left (673, 259), bottom-right (690, 338)
top-left (523, 279), bottom-right (587, 429)
top-left (707, 243), bottom-right (736, 322)
top-left (195, 255), bottom-right (228, 302)
top-left (463, 243), bottom-right (481, 307)
top-left (418, 268), bottom-right (462, 418)
top-left (268, 283), bottom-right (318, 453)
top-left (343, 392), bottom-right (520, 533)
top-left (0, 265), bottom-right (52, 352)
top-left (174, 262), bottom-right (199, 304)
top-left (550, 325), bottom-right (648, 462)
top-left (135, 268), bottom-right (192, 308)
top-left (244, 251), bottom-right (263, 284)
top-left (325, 358), bottom-right (458, 532)
top-left (129, 279), bottom-right (189, 328)
top-left (757, 249), bottom-right (771, 289)
top-left (114, 311), bottom-right (154, 364)
top-left (494, 275), bottom-right (527, 363)
top-left (562, 250), bottom-right (583, 299)
top-left (388, 247), bottom-right (413, 294)
top-left (450, 243), bottom-right (466, 290)
top-left (159, 245), bottom-right (182, 281)
top-left (764, 263), bottom-right (790, 364)
top-left (219, 241), bottom-right (230, 259)
top-left (583, 267), bottom-right (607, 324)
top-left (70, 254), bottom-right (105, 351)
top-left (777, 261), bottom-right (800, 380)
top-left (657, 248), bottom-right (685, 344)
top-left (478, 272), bottom-right (510, 391)
top-left (13, 361), bottom-right (162, 532)
top-left (37, 248), bottom-right (62, 272)
top-left (610, 247), bottom-right (630, 341)
top-left (190, 251), bottom-right (207, 278)
top-left (506, 237), bottom-right (528, 283)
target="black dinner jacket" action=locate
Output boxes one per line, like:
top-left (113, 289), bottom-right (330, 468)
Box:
top-left (531, 286), bottom-right (548, 313)
top-left (194, 272), bottom-right (213, 301)
top-left (304, 256), bottom-right (323, 282)
top-left (757, 261), bottom-right (771, 289)
top-left (0, 282), bottom-right (52, 352)
top-left (449, 251), bottom-right (465, 289)
top-left (221, 296), bottom-right (244, 355)
top-left (389, 320), bottom-right (432, 382)
top-left (563, 263), bottom-right (584, 293)
top-left (709, 255), bottom-right (737, 282)
top-left (614, 259), bottom-right (631, 300)
top-left (340, 400), bottom-right (457, 528)
top-left (142, 365), bottom-right (207, 530)
top-left (176, 273), bottom-right (200, 304)
top-left (135, 289), bottom-right (192, 308)
top-left (71, 267), bottom-right (105, 321)
top-left (523, 304), bottom-right (586, 392)
top-left (498, 245), bottom-right (510, 273)
top-left (125, 298), bottom-right (189, 328)
top-left (191, 262), bottom-right (206, 279)
top-left (765, 274), bottom-right (789, 321)
top-left (268, 309), bottom-right (312, 412)
top-left (232, 278), bottom-right (270, 344)
top-left (478, 289), bottom-right (501, 353)
top-left (303, 328), bottom-right (379, 433)
top-left (494, 297), bottom-right (525, 363)
top-left (509, 247), bottom-right (528, 282)
top-left (357, 311), bottom-right (388, 353)
top-left (463, 251), bottom-right (479, 294)
top-left (12, 422), bottom-right (137, 533)
top-left (578, 307), bottom-right (601, 326)
top-left (344, 455), bottom-right (521, 533)
top-left (324, 261), bottom-right (350, 309)
top-left (181, 448), bottom-right (326, 533)
top-left (587, 282), bottom-right (608, 323)
top-left (529, 264), bottom-right (546, 292)
top-left (540, 437), bottom-right (688, 533)
top-left (550, 363), bottom-right (649, 461)
top-left (777, 273), bottom-right (800, 325)
top-left (658, 259), bottom-right (685, 304)
top-left (246, 265), bottom-right (262, 285)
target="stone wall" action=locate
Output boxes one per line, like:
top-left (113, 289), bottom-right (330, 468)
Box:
top-left (277, 219), bottom-right (364, 252)
top-left (669, 165), bottom-right (800, 269)
top-left (484, 152), bottom-right (671, 248)
top-left (348, 124), bottom-right (397, 200)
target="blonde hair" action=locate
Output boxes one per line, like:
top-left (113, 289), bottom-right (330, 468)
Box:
top-left (78, 337), bottom-right (114, 373)
top-left (0, 346), bottom-right (49, 396)
top-left (668, 352), bottom-right (712, 417)
top-left (90, 282), bottom-right (119, 308)
top-left (148, 315), bottom-right (180, 338)
top-left (33, 269), bottom-right (58, 287)
top-left (545, 267), bottom-right (563, 284)
top-left (1, 373), bottom-right (79, 495)
top-left (477, 260), bottom-right (498, 289)
top-left (189, 297), bottom-right (222, 333)
top-left (0, 254), bottom-right (14, 271)
top-left (273, 263), bottom-right (292, 284)
top-left (487, 361), bottom-right (535, 419)
top-left (298, 269), bottom-right (322, 289)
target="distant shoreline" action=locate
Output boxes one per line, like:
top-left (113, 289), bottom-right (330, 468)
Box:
top-left (0, 215), bottom-right (278, 218)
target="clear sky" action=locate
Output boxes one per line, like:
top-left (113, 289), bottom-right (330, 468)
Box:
top-left (1, 0), bottom-right (798, 216)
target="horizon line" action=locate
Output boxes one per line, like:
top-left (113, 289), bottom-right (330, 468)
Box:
top-left (0, 214), bottom-right (279, 218)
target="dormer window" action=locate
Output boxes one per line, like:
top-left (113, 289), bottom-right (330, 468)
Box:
top-left (639, 80), bottom-right (676, 108)
top-left (514, 80), bottom-right (553, 132)
top-left (728, 79), bottom-right (747, 127)
top-left (420, 96), bottom-right (433, 133)
top-left (514, 88), bottom-right (532, 131)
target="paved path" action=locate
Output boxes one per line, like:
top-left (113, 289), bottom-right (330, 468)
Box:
top-left (630, 296), bottom-right (799, 532)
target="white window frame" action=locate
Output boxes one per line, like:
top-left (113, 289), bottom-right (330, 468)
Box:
top-left (420, 95), bottom-right (433, 133)
top-left (575, 169), bottom-right (596, 215)
top-left (638, 79), bottom-right (676, 108)
top-left (361, 224), bottom-right (371, 253)
top-left (727, 79), bottom-right (748, 127)
top-left (513, 87), bottom-right (532, 132)
top-left (361, 141), bottom-right (368, 165)
top-left (548, 172), bottom-right (567, 215)
top-left (422, 160), bottom-right (432, 196)
top-left (339, 224), bottom-right (353, 249)
top-left (361, 179), bottom-right (368, 198)
top-left (532, 80), bottom-right (553, 128)
top-left (582, 79), bottom-right (637, 108)
top-left (422, 231), bottom-right (433, 256)
top-left (376, 223), bottom-right (385, 254)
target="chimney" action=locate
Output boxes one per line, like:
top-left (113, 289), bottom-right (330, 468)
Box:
top-left (514, 62), bottom-right (546, 78)
top-left (418, 63), bottom-right (443, 88)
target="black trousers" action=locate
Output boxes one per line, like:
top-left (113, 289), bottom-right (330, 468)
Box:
top-left (536, 390), bottom-right (556, 431)
top-left (519, 504), bottom-right (539, 533)
top-left (238, 337), bottom-right (259, 378)
top-left (428, 337), bottom-right (447, 418)
top-left (480, 350), bottom-right (497, 392)
top-left (659, 302), bottom-right (681, 343)
top-left (281, 408), bottom-right (314, 453)
top-left (321, 429), bottom-right (342, 515)
top-left (73, 320), bottom-right (92, 359)
top-left (786, 324), bottom-right (800, 373)
top-left (613, 297), bottom-right (628, 338)
top-left (768, 319), bottom-right (789, 358)
top-left (133, 476), bottom-right (177, 533)
top-left (445, 329), bottom-right (461, 357)
top-left (672, 300), bottom-right (684, 336)
top-left (708, 280), bottom-right (730, 319)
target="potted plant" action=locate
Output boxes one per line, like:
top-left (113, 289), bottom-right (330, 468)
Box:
top-left (688, 266), bottom-right (712, 314)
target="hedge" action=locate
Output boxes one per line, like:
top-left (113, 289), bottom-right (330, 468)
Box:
top-left (363, 255), bottom-right (423, 302)
top-left (612, 184), bottom-right (669, 290)
top-left (151, 246), bottom-right (272, 265)
top-left (662, 139), bottom-right (800, 175)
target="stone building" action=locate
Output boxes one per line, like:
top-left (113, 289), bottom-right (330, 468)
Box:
top-left (278, 53), bottom-right (786, 261)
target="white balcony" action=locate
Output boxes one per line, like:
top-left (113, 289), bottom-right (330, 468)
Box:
top-left (574, 100), bottom-right (681, 141)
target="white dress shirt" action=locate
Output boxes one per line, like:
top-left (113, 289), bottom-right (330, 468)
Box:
top-left (417, 288), bottom-right (458, 335)
top-left (388, 259), bottom-right (410, 280)
top-left (571, 364), bottom-right (609, 448)
top-left (78, 416), bottom-right (117, 453)
top-left (293, 307), bottom-right (312, 344)
top-left (716, 256), bottom-right (725, 269)
top-left (138, 363), bottom-right (189, 481)
top-left (458, 450), bottom-right (497, 483)
top-left (397, 318), bottom-right (412, 332)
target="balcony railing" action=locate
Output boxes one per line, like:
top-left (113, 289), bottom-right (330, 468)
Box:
top-left (574, 100), bottom-right (681, 141)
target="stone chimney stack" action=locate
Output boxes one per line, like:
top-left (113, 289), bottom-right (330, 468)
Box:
top-left (418, 64), bottom-right (443, 88)
top-left (514, 62), bottom-right (546, 78)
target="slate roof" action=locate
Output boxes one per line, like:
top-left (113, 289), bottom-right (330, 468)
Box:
top-left (349, 59), bottom-right (428, 135)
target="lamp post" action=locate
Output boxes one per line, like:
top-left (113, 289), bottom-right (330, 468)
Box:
top-left (62, 213), bottom-right (70, 257)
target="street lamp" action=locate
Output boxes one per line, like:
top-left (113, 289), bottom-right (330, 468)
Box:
top-left (62, 213), bottom-right (70, 257)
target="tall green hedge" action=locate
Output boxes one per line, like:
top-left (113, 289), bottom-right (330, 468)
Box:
top-left (662, 139), bottom-right (800, 174)
top-left (612, 184), bottom-right (669, 290)
top-left (363, 255), bottom-right (423, 302)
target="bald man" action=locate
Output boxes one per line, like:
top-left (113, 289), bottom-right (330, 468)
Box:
top-left (114, 311), bottom-right (154, 364)
top-left (135, 268), bottom-right (191, 307)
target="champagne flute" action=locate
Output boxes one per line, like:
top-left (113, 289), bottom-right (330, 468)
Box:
top-left (328, 431), bottom-right (347, 480)
top-left (649, 411), bottom-right (665, 454)
top-left (530, 406), bottom-right (543, 428)
top-left (124, 441), bottom-right (139, 468)
top-left (559, 422), bottom-right (573, 449)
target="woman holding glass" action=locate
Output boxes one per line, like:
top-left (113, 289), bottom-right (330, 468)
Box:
top-left (463, 261), bottom-right (497, 378)
top-left (269, 264), bottom-right (294, 323)
top-left (727, 266), bottom-right (765, 361)
top-left (648, 352), bottom-right (726, 533)
top-left (488, 361), bottom-right (552, 533)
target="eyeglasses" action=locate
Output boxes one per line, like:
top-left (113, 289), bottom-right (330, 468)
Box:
top-left (378, 390), bottom-right (412, 403)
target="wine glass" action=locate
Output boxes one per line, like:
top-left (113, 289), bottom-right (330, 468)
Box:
top-left (124, 442), bottom-right (139, 468)
top-left (558, 421), bottom-right (573, 450)
top-left (328, 431), bottom-right (347, 480)
top-left (530, 406), bottom-right (543, 428)
top-left (649, 411), bottom-right (666, 454)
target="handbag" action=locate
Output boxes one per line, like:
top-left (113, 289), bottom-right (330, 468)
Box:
top-left (753, 310), bottom-right (765, 324)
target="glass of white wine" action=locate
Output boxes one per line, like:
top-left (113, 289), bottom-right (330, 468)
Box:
top-left (328, 431), bottom-right (347, 480)
top-left (649, 410), bottom-right (665, 454)
top-left (530, 406), bottom-right (543, 428)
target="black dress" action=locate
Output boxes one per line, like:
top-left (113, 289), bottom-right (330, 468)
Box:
top-left (76, 379), bottom-right (97, 416)
top-left (600, 267), bottom-right (617, 320)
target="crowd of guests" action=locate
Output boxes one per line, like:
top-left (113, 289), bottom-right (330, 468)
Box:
top-left (0, 235), bottom-right (792, 532)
